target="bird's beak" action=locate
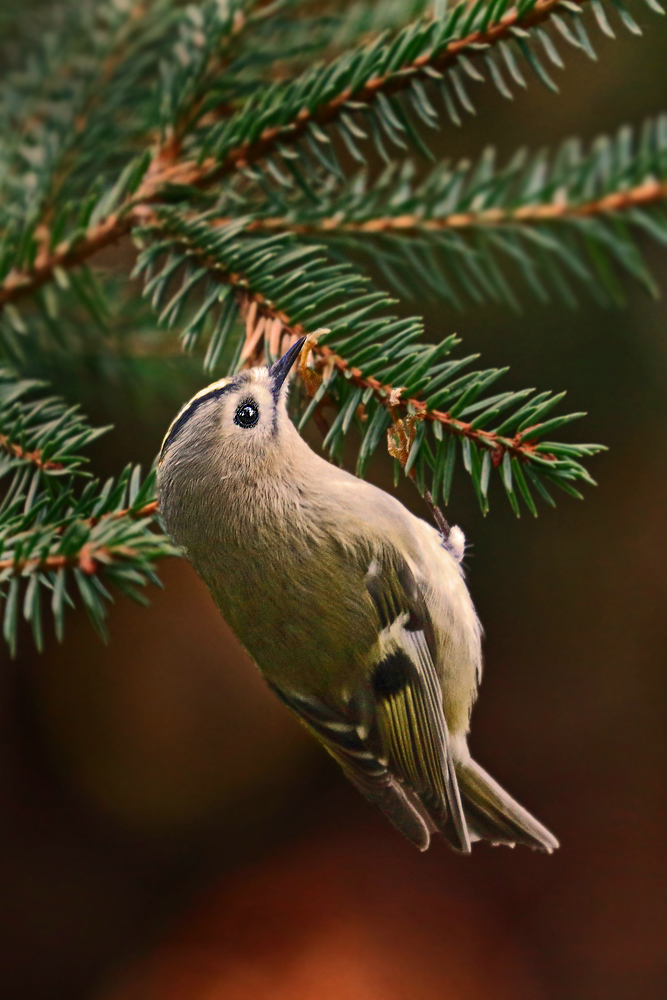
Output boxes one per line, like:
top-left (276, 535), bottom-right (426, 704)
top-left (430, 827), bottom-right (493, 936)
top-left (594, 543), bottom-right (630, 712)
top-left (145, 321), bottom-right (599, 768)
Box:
top-left (269, 336), bottom-right (307, 394)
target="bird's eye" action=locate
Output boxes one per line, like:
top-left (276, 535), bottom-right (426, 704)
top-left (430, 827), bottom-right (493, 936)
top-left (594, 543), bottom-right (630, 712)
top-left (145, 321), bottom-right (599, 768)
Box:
top-left (234, 399), bottom-right (259, 429)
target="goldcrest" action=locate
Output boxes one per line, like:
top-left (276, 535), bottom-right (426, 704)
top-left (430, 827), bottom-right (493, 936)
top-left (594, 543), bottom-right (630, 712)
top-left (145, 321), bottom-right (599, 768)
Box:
top-left (157, 338), bottom-right (558, 853)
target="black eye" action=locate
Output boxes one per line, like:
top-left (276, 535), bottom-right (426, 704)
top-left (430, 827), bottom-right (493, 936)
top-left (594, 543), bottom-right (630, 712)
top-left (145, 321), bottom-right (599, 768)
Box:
top-left (234, 399), bottom-right (259, 429)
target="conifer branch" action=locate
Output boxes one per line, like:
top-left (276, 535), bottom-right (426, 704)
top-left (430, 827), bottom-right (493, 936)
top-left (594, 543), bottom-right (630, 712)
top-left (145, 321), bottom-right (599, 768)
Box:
top-left (220, 178), bottom-right (667, 233)
top-left (133, 211), bottom-right (603, 514)
top-left (0, 542), bottom-right (138, 576)
top-left (0, 433), bottom-right (64, 472)
top-left (233, 285), bottom-right (572, 469)
top-left (222, 117), bottom-right (667, 309)
top-left (197, 0), bottom-right (594, 178)
top-left (0, 366), bottom-right (109, 476)
top-left (0, 500), bottom-right (162, 575)
top-left (228, 285), bottom-right (554, 468)
top-left (0, 369), bottom-right (172, 652)
top-left (2, 0), bottom-right (661, 312)
top-left (1, 0), bottom-right (662, 654)
top-left (0, 0), bottom-right (249, 307)
top-left (35, 1), bottom-right (154, 221)
top-left (0, 211), bottom-right (138, 308)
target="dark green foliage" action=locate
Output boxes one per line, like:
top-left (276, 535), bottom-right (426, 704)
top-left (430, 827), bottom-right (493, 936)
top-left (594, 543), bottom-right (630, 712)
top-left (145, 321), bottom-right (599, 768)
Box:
top-left (0, 365), bottom-right (109, 477)
top-left (0, 368), bottom-right (177, 653)
top-left (218, 116), bottom-right (667, 308)
top-left (198, 0), bottom-right (663, 177)
top-left (133, 210), bottom-right (604, 512)
top-left (0, 0), bottom-right (665, 652)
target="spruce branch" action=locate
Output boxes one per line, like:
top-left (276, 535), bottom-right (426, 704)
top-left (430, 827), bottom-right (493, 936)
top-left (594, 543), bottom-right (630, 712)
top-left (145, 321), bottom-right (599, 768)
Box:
top-left (0, 0), bottom-right (249, 305)
top-left (225, 179), bottom-right (667, 232)
top-left (0, 370), bottom-right (173, 653)
top-left (0, 498), bottom-right (161, 575)
top-left (200, 0), bottom-right (653, 168)
top-left (217, 117), bottom-right (667, 306)
top-left (151, 173), bottom-right (667, 309)
top-left (133, 210), bottom-right (603, 514)
top-left (0, 536), bottom-right (153, 577)
top-left (2, 0), bottom-right (661, 314)
top-left (0, 434), bottom-right (64, 473)
top-left (0, 0), bottom-right (159, 220)
top-left (0, 475), bottom-right (172, 654)
top-left (32, 0), bottom-right (156, 220)
top-left (0, 365), bottom-right (109, 477)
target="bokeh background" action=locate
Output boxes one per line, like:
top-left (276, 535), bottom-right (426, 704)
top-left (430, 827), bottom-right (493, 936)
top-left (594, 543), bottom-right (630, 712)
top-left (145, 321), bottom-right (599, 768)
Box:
top-left (1, 7), bottom-right (667, 1000)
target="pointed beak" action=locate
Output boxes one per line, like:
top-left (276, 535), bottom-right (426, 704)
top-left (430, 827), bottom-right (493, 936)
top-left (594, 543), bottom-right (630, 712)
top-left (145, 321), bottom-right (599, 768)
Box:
top-left (269, 336), bottom-right (307, 395)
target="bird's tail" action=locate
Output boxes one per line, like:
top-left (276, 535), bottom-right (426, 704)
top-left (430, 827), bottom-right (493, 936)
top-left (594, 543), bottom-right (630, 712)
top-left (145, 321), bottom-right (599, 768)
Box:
top-left (454, 757), bottom-right (559, 853)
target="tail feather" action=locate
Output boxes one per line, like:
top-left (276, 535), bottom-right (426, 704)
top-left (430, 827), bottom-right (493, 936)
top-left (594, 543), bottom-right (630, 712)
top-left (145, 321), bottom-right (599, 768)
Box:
top-left (455, 758), bottom-right (559, 853)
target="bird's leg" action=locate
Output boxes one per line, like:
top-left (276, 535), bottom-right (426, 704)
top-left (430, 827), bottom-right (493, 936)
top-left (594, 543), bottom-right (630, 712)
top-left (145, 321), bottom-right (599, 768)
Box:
top-left (387, 389), bottom-right (451, 542)
top-left (423, 490), bottom-right (451, 541)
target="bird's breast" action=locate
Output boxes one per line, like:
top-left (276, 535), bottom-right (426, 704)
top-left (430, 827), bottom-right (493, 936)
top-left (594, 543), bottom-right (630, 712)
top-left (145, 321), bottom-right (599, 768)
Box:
top-left (183, 507), bottom-right (377, 695)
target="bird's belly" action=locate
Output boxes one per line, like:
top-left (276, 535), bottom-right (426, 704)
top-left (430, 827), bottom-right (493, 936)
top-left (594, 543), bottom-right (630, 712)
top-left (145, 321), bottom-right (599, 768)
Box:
top-left (192, 540), bottom-right (376, 696)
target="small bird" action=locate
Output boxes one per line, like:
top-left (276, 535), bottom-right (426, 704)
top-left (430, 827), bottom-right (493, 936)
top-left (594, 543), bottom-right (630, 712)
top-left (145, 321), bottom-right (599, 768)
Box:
top-left (157, 337), bottom-right (558, 854)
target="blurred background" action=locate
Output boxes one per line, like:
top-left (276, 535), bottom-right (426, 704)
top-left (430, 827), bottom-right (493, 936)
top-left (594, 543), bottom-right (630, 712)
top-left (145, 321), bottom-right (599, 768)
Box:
top-left (1, 6), bottom-right (667, 1000)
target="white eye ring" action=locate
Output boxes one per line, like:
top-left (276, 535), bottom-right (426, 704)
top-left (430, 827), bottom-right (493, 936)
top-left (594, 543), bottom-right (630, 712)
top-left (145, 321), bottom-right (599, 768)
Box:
top-left (234, 399), bottom-right (259, 428)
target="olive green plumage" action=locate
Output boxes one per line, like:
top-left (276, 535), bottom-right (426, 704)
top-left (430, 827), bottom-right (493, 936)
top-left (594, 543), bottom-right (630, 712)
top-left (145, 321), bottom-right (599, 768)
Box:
top-left (157, 339), bottom-right (558, 854)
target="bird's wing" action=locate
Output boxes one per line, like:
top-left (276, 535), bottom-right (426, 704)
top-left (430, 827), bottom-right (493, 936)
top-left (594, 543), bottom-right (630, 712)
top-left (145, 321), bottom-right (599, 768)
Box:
top-left (269, 549), bottom-right (471, 853)
top-left (364, 552), bottom-right (470, 853)
top-left (268, 681), bottom-right (435, 850)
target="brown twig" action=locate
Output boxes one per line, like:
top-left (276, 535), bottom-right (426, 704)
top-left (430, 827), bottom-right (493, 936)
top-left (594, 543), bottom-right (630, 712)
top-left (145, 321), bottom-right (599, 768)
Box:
top-left (423, 490), bottom-right (451, 540)
top-left (204, 179), bottom-right (667, 235)
top-left (0, 543), bottom-right (138, 576)
top-left (0, 501), bottom-right (160, 576)
top-left (0, 0), bottom-right (598, 311)
top-left (0, 433), bottom-right (64, 472)
top-left (211, 265), bottom-right (547, 467)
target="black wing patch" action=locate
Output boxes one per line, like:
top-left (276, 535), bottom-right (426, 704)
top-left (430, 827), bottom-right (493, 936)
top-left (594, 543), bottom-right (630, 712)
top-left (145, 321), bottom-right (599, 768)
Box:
top-left (372, 650), bottom-right (410, 696)
top-left (366, 555), bottom-right (471, 853)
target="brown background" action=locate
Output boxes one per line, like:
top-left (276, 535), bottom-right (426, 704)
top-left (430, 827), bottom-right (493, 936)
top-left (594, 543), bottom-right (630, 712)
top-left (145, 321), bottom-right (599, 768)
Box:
top-left (1, 9), bottom-right (666, 1000)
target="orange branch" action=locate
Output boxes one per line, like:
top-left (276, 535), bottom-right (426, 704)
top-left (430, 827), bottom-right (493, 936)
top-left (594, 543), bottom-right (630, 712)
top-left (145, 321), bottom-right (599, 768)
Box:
top-left (0, 433), bottom-right (64, 471)
top-left (201, 179), bottom-right (667, 235)
top-left (0, 543), bottom-right (139, 576)
top-left (222, 278), bottom-right (547, 466)
top-left (0, 502), bottom-right (159, 575)
top-left (0, 0), bottom-right (594, 311)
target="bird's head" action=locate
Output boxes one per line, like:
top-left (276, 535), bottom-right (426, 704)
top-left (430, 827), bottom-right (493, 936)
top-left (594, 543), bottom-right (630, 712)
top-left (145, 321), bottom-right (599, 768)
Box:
top-left (158, 336), bottom-right (306, 477)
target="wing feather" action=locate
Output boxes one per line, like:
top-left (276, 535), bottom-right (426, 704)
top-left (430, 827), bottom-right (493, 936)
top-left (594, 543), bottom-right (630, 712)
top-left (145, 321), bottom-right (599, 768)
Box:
top-left (267, 683), bottom-right (434, 850)
top-left (367, 555), bottom-right (471, 853)
top-left (266, 550), bottom-right (471, 853)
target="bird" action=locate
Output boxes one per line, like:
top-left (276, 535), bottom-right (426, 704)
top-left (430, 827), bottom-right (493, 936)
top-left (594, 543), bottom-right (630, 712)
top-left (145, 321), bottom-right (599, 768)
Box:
top-left (157, 336), bottom-right (558, 854)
